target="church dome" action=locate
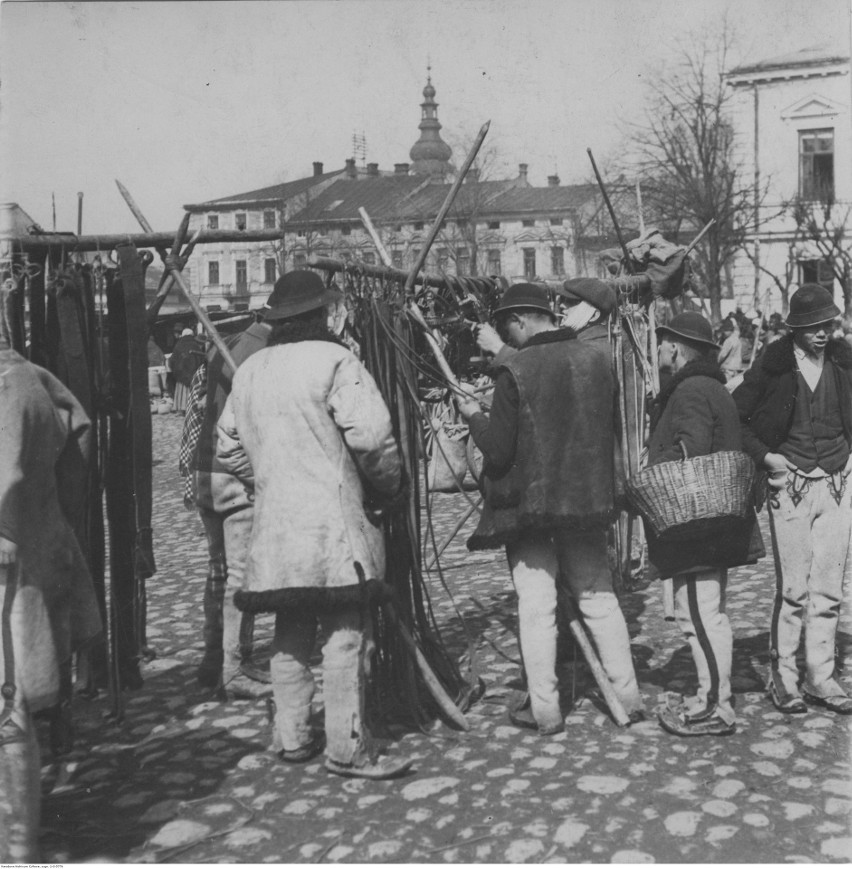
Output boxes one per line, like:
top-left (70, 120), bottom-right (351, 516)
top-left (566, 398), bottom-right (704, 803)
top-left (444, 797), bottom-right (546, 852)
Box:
top-left (409, 71), bottom-right (453, 177)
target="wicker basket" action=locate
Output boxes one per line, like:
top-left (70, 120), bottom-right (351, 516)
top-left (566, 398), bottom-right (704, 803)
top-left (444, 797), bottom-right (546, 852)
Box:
top-left (626, 449), bottom-right (755, 541)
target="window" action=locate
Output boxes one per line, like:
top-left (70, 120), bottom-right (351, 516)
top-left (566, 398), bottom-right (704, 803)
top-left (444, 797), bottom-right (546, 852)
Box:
top-left (799, 258), bottom-right (834, 291)
top-left (523, 248), bottom-right (536, 278)
top-left (208, 261), bottom-right (219, 285)
top-left (488, 221), bottom-right (501, 230)
top-left (264, 258), bottom-right (276, 284)
top-left (363, 252), bottom-right (376, 265)
top-left (297, 228), bottom-right (306, 238)
top-left (551, 246), bottom-right (565, 276)
top-left (207, 214), bottom-right (219, 230)
top-left (414, 222), bottom-right (424, 231)
top-left (294, 253), bottom-right (307, 268)
top-left (391, 250), bottom-right (404, 269)
top-left (457, 248), bottom-right (470, 276)
top-left (393, 225), bottom-right (402, 233)
top-left (235, 213), bottom-right (247, 231)
top-left (457, 219), bottom-right (469, 229)
top-left (437, 248), bottom-right (449, 271)
top-left (550, 217), bottom-right (564, 226)
top-left (341, 225), bottom-right (352, 236)
top-left (522, 219), bottom-right (536, 228)
top-left (263, 210), bottom-right (276, 229)
top-left (799, 129), bottom-right (834, 200)
top-left (487, 249), bottom-right (501, 276)
top-left (235, 260), bottom-right (247, 292)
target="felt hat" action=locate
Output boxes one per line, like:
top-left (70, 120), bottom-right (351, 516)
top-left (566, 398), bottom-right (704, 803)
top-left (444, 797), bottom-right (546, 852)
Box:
top-left (785, 284), bottom-right (840, 328)
top-left (492, 283), bottom-right (554, 317)
top-left (263, 270), bottom-right (338, 321)
top-left (558, 277), bottom-right (617, 316)
top-left (656, 312), bottom-right (720, 350)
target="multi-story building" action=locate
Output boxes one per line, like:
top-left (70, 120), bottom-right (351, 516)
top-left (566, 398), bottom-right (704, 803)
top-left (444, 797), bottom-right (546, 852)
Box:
top-left (727, 42), bottom-right (851, 314)
top-left (183, 75), bottom-right (616, 312)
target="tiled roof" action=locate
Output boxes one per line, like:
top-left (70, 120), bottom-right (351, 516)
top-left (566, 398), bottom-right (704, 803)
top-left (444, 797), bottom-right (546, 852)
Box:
top-left (729, 43), bottom-right (850, 77)
top-left (186, 170), bottom-right (346, 209)
top-left (286, 176), bottom-right (596, 225)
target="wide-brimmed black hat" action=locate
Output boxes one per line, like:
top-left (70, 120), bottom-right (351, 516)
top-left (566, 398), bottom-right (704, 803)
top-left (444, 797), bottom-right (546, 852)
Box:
top-left (558, 277), bottom-right (617, 316)
top-left (492, 283), bottom-right (554, 317)
top-left (263, 270), bottom-right (340, 321)
top-left (656, 312), bottom-right (720, 350)
top-left (786, 283), bottom-right (840, 328)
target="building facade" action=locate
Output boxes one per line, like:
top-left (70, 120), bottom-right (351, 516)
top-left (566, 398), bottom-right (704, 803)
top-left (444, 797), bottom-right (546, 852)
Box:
top-left (727, 43), bottom-right (852, 315)
top-left (182, 76), bottom-right (615, 312)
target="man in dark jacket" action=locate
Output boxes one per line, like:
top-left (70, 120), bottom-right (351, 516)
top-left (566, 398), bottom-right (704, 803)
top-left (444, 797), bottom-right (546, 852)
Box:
top-left (648, 312), bottom-right (756, 737)
top-left (458, 283), bottom-right (643, 734)
top-left (733, 284), bottom-right (852, 716)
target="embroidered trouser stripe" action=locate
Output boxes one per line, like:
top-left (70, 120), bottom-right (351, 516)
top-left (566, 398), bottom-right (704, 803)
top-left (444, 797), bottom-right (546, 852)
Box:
top-left (767, 500), bottom-right (786, 686)
top-left (686, 581), bottom-right (719, 719)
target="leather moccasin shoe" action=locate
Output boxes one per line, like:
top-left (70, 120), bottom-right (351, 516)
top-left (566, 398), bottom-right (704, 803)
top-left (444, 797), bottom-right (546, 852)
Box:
top-left (769, 683), bottom-right (807, 714)
top-left (279, 732), bottom-right (326, 764)
top-left (325, 756), bottom-right (414, 780)
top-left (657, 704), bottom-right (736, 737)
top-left (802, 692), bottom-right (852, 715)
top-left (508, 704), bottom-right (563, 736)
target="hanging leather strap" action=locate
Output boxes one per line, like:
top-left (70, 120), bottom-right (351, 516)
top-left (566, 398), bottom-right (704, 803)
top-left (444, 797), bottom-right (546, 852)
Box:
top-left (0, 562), bottom-right (19, 734)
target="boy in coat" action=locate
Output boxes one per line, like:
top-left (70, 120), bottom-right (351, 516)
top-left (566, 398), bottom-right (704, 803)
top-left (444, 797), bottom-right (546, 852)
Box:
top-left (647, 312), bottom-right (756, 736)
top-left (733, 285), bottom-right (852, 715)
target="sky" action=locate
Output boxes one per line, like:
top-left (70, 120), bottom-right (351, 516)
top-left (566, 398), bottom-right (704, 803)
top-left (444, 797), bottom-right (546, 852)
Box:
top-left (0, 0), bottom-right (850, 236)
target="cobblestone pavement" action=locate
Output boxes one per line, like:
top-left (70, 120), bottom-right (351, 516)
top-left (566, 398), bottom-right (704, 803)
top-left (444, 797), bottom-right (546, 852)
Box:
top-left (39, 414), bottom-right (852, 863)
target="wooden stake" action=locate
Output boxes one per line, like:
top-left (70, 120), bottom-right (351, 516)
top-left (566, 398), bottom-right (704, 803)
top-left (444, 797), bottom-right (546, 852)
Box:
top-left (115, 181), bottom-right (237, 374)
top-left (359, 208), bottom-right (393, 267)
top-left (587, 148), bottom-right (634, 274)
top-left (684, 219), bottom-right (717, 256)
top-left (404, 121), bottom-right (490, 297)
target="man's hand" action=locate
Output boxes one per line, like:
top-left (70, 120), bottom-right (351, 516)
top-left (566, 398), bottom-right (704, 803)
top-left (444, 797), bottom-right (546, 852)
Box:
top-left (474, 323), bottom-right (505, 356)
top-left (0, 536), bottom-right (17, 565)
top-left (456, 394), bottom-right (483, 420)
top-left (764, 452), bottom-right (794, 488)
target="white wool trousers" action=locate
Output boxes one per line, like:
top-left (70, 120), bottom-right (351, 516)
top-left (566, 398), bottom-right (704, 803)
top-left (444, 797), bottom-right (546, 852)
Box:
top-left (767, 473), bottom-right (851, 699)
top-left (270, 605), bottom-right (372, 764)
top-left (506, 529), bottom-right (643, 729)
top-left (672, 568), bottom-right (735, 724)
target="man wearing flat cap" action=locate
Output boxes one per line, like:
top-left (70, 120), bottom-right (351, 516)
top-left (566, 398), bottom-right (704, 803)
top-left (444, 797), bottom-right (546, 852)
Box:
top-left (458, 282), bottom-right (643, 735)
top-left (647, 312), bottom-right (761, 737)
top-left (474, 276), bottom-right (617, 361)
top-left (734, 284), bottom-right (852, 716)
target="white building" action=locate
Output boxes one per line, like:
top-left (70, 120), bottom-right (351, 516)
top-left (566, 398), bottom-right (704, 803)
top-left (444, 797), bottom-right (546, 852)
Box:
top-left (727, 43), bottom-right (852, 315)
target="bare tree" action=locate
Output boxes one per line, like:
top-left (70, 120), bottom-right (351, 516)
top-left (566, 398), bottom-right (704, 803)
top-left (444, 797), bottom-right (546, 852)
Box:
top-left (789, 195), bottom-right (852, 314)
top-left (625, 25), bottom-right (756, 321)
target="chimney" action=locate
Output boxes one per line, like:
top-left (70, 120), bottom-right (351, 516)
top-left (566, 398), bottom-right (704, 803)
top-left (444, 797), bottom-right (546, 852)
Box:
top-left (345, 158), bottom-right (357, 178)
top-left (547, 174), bottom-right (560, 187)
top-left (518, 163), bottom-right (529, 183)
top-left (394, 163), bottom-right (410, 175)
top-left (313, 161), bottom-right (324, 176)
top-left (367, 162), bottom-right (379, 176)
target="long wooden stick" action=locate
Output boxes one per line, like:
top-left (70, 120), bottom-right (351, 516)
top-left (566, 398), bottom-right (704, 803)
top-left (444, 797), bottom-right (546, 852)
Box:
top-left (381, 598), bottom-right (469, 730)
top-left (404, 121), bottom-right (490, 297)
top-left (115, 181), bottom-right (237, 374)
top-left (684, 218), bottom-right (717, 256)
top-left (566, 609), bottom-right (631, 726)
top-left (359, 207), bottom-right (393, 267)
top-left (587, 148), bottom-right (634, 275)
top-left (425, 496), bottom-right (482, 571)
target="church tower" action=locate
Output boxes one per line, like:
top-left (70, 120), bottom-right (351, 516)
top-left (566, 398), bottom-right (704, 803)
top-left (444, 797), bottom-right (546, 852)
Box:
top-left (409, 68), bottom-right (453, 179)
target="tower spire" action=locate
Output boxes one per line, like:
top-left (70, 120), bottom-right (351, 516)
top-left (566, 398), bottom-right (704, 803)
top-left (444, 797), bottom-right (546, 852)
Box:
top-left (409, 67), bottom-right (453, 179)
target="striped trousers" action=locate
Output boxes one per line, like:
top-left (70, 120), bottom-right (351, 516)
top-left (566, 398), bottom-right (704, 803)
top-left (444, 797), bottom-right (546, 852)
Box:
top-left (672, 568), bottom-right (734, 725)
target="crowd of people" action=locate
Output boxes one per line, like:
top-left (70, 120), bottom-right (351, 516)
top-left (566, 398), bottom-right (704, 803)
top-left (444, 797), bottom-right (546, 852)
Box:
top-left (3, 269), bottom-right (852, 856)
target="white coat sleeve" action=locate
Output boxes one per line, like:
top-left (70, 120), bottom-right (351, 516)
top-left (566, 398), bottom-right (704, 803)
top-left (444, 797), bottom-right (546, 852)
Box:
top-left (216, 394), bottom-right (254, 487)
top-left (328, 354), bottom-right (402, 497)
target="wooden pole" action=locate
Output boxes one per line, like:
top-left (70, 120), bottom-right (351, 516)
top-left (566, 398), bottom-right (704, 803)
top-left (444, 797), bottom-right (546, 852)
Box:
top-left (11, 228), bottom-right (286, 252)
top-left (114, 181), bottom-right (237, 374)
top-left (587, 148), bottom-right (634, 274)
top-left (425, 496), bottom-right (482, 571)
top-left (359, 208), bottom-right (393, 267)
top-left (404, 121), bottom-right (490, 297)
top-left (684, 219), bottom-right (717, 257)
top-left (635, 182), bottom-right (645, 237)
